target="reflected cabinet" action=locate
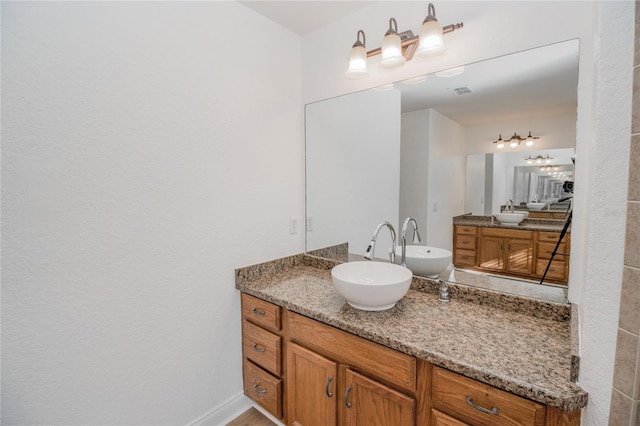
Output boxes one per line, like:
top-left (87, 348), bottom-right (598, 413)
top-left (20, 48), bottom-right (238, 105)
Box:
top-left (453, 225), bottom-right (570, 285)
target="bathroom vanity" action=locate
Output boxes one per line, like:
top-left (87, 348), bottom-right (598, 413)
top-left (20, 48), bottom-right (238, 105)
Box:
top-left (453, 215), bottom-right (570, 285)
top-left (236, 254), bottom-right (586, 425)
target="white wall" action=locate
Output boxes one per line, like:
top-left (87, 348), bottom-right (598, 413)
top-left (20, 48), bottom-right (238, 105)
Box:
top-left (400, 108), bottom-right (465, 251)
top-left (1, 2), bottom-right (303, 425)
top-left (306, 89), bottom-right (401, 256)
top-left (426, 109), bottom-right (466, 251)
top-left (400, 109), bottom-right (430, 241)
top-left (301, 2), bottom-right (633, 424)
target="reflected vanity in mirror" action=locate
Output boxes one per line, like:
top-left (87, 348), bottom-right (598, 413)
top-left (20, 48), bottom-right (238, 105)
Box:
top-left (305, 40), bottom-right (579, 303)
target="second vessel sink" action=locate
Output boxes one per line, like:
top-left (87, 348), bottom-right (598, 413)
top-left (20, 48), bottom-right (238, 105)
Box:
top-left (526, 202), bottom-right (546, 211)
top-left (331, 261), bottom-right (413, 311)
top-left (495, 212), bottom-right (526, 226)
top-left (394, 245), bottom-right (452, 278)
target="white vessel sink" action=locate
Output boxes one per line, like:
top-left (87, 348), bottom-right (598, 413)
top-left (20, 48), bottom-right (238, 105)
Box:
top-left (331, 261), bottom-right (413, 311)
top-left (495, 212), bottom-right (526, 226)
top-left (526, 202), bottom-right (546, 211)
top-left (394, 245), bottom-right (452, 278)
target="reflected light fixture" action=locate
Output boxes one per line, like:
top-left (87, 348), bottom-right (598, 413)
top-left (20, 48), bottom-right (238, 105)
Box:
top-left (525, 154), bottom-right (554, 164)
top-left (523, 131), bottom-right (539, 147)
top-left (381, 18), bottom-right (406, 68)
top-left (435, 66), bottom-right (465, 77)
top-left (345, 30), bottom-right (368, 78)
top-left (345, 3), bottom-right (463, 78)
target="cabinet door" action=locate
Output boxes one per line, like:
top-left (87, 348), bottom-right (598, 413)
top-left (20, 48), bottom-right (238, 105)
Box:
top-left (506, 238), bottom-right (534, 274)
top-left (478, 237), bottom-right (504, 271)
top-left (343, 368), bottom-right (415, 426)
top-left (287, 342), bottom-right (337, 426)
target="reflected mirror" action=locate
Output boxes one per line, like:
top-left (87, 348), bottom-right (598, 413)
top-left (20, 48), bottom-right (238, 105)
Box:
top-left (305, 40), bottom-right (579, 303)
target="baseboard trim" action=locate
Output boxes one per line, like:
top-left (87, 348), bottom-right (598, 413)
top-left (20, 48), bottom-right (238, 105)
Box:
top-left (187, 393), bottom-right (253, 426)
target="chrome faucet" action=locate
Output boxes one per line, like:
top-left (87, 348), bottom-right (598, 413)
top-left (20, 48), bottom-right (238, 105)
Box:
top-left (400, 217), bottom-right (421, 266)
top-left (364, 221), bottom-right (397, 263)
top-left (507, 199), bottom-right (514, 212)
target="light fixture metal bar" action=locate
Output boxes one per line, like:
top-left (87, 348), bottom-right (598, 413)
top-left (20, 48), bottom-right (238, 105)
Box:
top-left (366, 22), bottom-right (463, 60)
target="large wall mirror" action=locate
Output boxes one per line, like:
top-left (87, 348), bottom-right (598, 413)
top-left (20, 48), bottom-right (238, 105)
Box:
top-left (305, 39), bottom-right (579, 303)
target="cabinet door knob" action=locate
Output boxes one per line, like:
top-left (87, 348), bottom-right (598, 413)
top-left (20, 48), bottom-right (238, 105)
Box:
top-left (466, 396), bottom-right (499, 415)
top-left (251, 307), bottom-right (265, 316)
top-left (325, 376), bottom-right (333, 398)
top-left (344, 385), bottom-right (352, 408)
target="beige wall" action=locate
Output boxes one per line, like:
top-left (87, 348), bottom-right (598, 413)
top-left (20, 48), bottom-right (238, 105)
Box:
top-left (609, 4), bottom-right (640, 424)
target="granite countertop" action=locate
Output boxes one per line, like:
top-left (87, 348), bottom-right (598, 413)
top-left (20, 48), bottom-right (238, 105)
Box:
top-left (453, 214), bottom-right (570, 232)
top-left (236, 254), bottom-right (587, 412)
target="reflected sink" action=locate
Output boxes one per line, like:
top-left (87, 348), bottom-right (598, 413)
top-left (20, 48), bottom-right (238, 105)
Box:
top-left (331, 261), bottom-right (413, 311)
top-left (526, 202), bottom-right (546, 211)
top-left (495, 212), bottom-right (526, 226)
top-left (394, 246), bottom-right (452, 278)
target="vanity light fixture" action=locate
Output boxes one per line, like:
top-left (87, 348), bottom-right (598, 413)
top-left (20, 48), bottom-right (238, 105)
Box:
top-left (345, 3), bottom-right (463, 78)
top-left (494, 131), bottom-right (540, 149)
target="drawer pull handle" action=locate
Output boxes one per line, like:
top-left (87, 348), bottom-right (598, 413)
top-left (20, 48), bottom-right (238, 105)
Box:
top-left (253, 384), bottom-right (267, 394)
top-left (344, 385), bottom-right (352, 408)
top-left (252, 343), bottom-right (266, 353)
top-left (466, 396), bottom-right (499, 415)
top-left (325, 376), bottom-right (334, 398)
top-left (251, 308), bottom-right (266, 316)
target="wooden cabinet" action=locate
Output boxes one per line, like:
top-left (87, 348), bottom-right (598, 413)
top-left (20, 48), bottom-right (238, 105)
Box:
top-left (240, 292), bottom-right (580, 425)
top-left (453, 225), bottom-right (478, 267)
top-left (287, 342), bottom-right (337, 425)
top-left (430, 367), bottom-right (580, 426)
top-left (241, 293), bottom-right (284, 420)
top-left (478, 228), bottom-right (534, 275)
top-left (344, 368), bottom-right (415, 426)
top-left (535, 232), bottom-right (570, 283)
top-left (432, 367), bottom-right (545, 426)
top-left (286, 311), bottom-right (416, 426)
top-left (452, 226), bottom-right (570, 284)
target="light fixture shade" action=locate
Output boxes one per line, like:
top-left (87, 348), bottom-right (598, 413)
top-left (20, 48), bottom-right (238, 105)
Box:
top-left (418, 20), bottom-right (444, 56)
top-left (380, 18), bottom-right (405, 68)
top-left (417, 4), bottom-right (444, 57)
top-left (345, 30), bottom-right (368, 78)
top-left (345, 44), bottom-right (368, 78)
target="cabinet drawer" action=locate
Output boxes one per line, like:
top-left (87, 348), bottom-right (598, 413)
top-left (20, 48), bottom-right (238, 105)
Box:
top-left (242, 293), bottom-right (281, 332)
top-left (455, 225), bottom-right (477, 235)
top-left (243, 359), bottom-right (282, 419)
top-left (538, 231), bottom-right (569, 243)
top-left (454, 249), bottom-right (477, 267)
top-left (480, 227), bottom-right (533, 240)
top-left (243, 320), bottom-right (281, 375)
top-left (536, 259), bottom-right (567, 281)
top-left (432, 409), bottom-right (470, 426)
top-left (432, 367), bottom-right (545, 426)
top-left (286, 311), bottom-right (416, 393)
top-left (537, 241), bottom-right (568, 260)
top-left (455, 235), bottom-right (477, 250)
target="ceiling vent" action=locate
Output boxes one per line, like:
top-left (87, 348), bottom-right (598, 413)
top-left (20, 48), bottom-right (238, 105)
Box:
top-left (448, 86), bottom-right (473, 96)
